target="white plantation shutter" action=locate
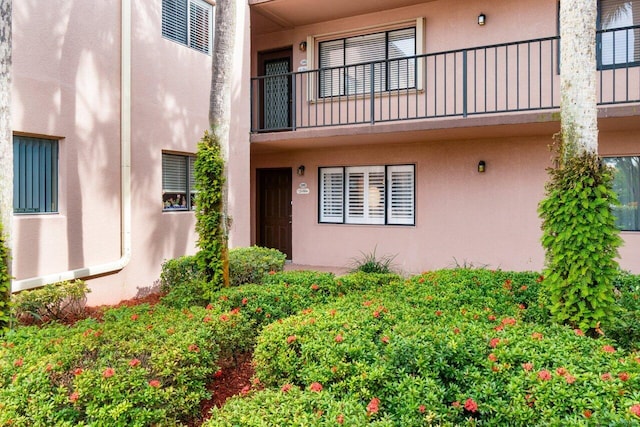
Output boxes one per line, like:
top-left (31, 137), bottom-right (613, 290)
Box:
top-left (162, 154), bottom-right (187, 193)
top-left (345, 32), bottom-right (386, 94)
top-left (346, 166), bottom-right (385, 224)
top-left (387, 165), bottom-right (415, 225)
top-left (319, 168), bottom-right (344, 223)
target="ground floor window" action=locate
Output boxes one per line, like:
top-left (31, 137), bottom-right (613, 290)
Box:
top-left (162, 152), bottom-right (196, 211)
top-left (13, 135), bottom-right (58, 214)
top-left (319, 164), bottom-right (415, 225)
top-left (604, 156), bottom-right (640, 230)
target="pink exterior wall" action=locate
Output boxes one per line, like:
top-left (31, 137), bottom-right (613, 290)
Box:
top-left (250, 0), bottom-right (640, 274)
top-left (12, 1), bottom-right (251, 304)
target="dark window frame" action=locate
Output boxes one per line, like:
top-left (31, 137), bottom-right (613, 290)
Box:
top-left (13, 135), bottom-right (59, 215)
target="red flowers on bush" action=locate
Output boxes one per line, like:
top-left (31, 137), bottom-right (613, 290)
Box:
top-left (464, 398), bottom-right (478, 413)
top-left (69, 392), bottom-right (79, 403)
top-left (619, 372), bottom-right (630, 381)
top-left (336, 414), bottom-right (344, 424)
top-left (13, 359), bottom-right (23, 368)
top-left (129, 359), bottom-right (141, 367)
top-left (602, 345), bottom-right (616, 353)
top-left (311, 284), bottom-right (319, 290)
top-left (381, 336), bottom-right (390, 344)
top-left (130, 314), bottom-right (139, 321)
top-left (489, 338), bottom-right (500, 348)
top-left (630, 404), bottom-right (640, 418)
top-left (102, 368), bottom-right (115, 378)
top-left (537, 370), bottom-right (552, 381)
top-left (219, 314), bottom-right (229, 322)
top-left (334, 334), bottom-right (344, 343)
top-left (418, 405), bottom-right (426, 413)
top-left (488, 353), bottom-right (497, 362)
top-left (188, 344), bottom-right (200, 352)
top-left (286, 335), bottom-right (296, 344)
top-left (148, 379), bottom-right (161, 388)
top-left (522, 362), bottom-right (533, 372)
top-left (601, 372), bottom-right (612, 381)
top-left (281, 383), bottom-right (292, 393)
top-left (214, 369), bottom-right (223, 378)
top-left (531, 332), bottom-right (543, 340)
top-left (309, 382), bottom-right (323, 392)
top-left (367, 397), bottom-right (380, 415)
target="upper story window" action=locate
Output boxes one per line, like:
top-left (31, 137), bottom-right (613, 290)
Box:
top-left (319, 164), bottom-right (415, 225)
top-left (13, 135), bottom-right (58, 214)
top-left (603, 156), bottom-right (640, 231)
top-left (162, 153), bottom-right (197, 211)
top-left (162, 0), bottom-right (213, 54)
top-left (598, 0), bottom-right (640, 67)
top-left (318, 27), bottom-right (416, 97)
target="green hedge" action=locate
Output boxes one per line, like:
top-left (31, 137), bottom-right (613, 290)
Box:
top-left (207, 270), bottom-right (640, 426)
top-left (0, 223), bottom-right (10, 334)
top-left (160, 247), bottom-right (286, 308)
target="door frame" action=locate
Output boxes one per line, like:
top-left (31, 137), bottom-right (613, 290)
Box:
top-left (257, 47), bottom-right (293, 131)
top-left (256, 167), bottom-right (293, 259)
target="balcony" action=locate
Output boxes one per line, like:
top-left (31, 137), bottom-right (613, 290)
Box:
top-left (250, 27), bottom-right (640, 134)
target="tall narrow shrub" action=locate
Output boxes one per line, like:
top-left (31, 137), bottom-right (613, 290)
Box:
top-left (0, 223), bottom-right (10, 333)
top-left (538, 136), bottom-right (622, 333)
top-left (194, 130), bottom-right (228, 290)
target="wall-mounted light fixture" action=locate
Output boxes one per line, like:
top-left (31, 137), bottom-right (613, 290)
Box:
top-left (478, 13), bottom-right (486, 26)
top-left (478, 160), bottom-right (486, 173)
top-left (297, 165), bottom-right (306, 176)
top-left (299, 41), bottom-right (307, 52)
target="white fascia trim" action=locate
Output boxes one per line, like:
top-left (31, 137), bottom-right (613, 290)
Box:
top-left (11, 0), bottom-right (132, 292)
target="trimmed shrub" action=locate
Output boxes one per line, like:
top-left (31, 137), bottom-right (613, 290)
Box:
top-left (0, 303), bottom-right (255, 426)
top-left (229, 246), bottom-right (286, 286)
top-left (209, 270), bottom-right (640, 426)
top-left (11, 280), bottom-right (89, 324)
top-left (159, 255), bottom-right (201, 293)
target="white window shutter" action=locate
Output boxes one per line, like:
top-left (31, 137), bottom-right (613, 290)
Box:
top-left (319, 167), bottom-right (344, 223)
top-left (387, 165), bottom-right (415, 225)
top-left (346, 166), bottom-right (385, 224)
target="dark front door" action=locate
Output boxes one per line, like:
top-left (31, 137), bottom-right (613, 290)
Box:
top-left (258, 48), bottom-right (292, 131)
top-left (257, 168), bottom-right (292, 259)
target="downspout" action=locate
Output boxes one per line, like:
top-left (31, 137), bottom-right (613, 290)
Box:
top-left (12, 0), bottom-right (132, 292)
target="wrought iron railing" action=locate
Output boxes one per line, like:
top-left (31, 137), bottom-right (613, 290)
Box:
top-left (251, 27), bottom-right (640, 132)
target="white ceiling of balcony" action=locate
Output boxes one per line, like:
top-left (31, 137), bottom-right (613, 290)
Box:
top-left (250, 0), bottom-right (431, 33)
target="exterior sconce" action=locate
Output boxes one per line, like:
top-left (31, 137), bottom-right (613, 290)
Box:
top-left (297, 165), bottom-right (306, 176)
top-left (478, 160), bottom-right (486, 173)
top-left (478, 13), bottom-right (486, 26)
top-left (299, 41), bottom-right (307, 52)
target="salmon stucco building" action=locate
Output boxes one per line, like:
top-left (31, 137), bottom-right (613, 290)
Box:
top-left (10, 0), bottom-right (640, 304)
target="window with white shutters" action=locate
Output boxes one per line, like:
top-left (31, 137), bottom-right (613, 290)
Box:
top-left (162, 0), bottom-right (213, 54)
top-left (387, 165), bottom-right (415, 225)
top-left (162, 153), bottom-right (197, 211)
top-left (319, 27), bottom-right (416, 97)
top-left (319, 167), bottom-right (344, 223)
top-left (319, 165), bottom-right (414, 225)
top-left (598, 0), bottom-right (640, 67)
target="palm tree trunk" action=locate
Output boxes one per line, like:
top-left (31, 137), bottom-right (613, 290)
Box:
top-left (208, 0), bottom-right (236, 287)
top-left (560, 0), bottom-right (598, 157)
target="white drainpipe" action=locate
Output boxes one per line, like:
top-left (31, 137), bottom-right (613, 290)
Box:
top-left (12, 0), bottom-right (132, 292)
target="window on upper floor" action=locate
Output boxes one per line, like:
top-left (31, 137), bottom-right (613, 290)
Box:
top-left (162, 0), bottom-right (213, 54)
top-left (598, 0), bottom-right (640, 68)
top-left (162, 152), bottom-right (197, 211)
top-left (318, 27), bottom-right (416, 97)
top-left (603, 156), bottom-right (640, 231)
top-left (13, 135), bottom-right (59, 214)
top-left (319, 165), bottom-right (415, 225)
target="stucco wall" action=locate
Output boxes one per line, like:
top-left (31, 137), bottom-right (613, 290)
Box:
top-left (12, 1), bottom-right (251, 304)
top-left (252, 130), bottom-right (640, 274)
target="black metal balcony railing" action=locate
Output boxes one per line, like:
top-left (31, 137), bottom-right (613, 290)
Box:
top-left (251, 26), bottom-right (640, 133)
